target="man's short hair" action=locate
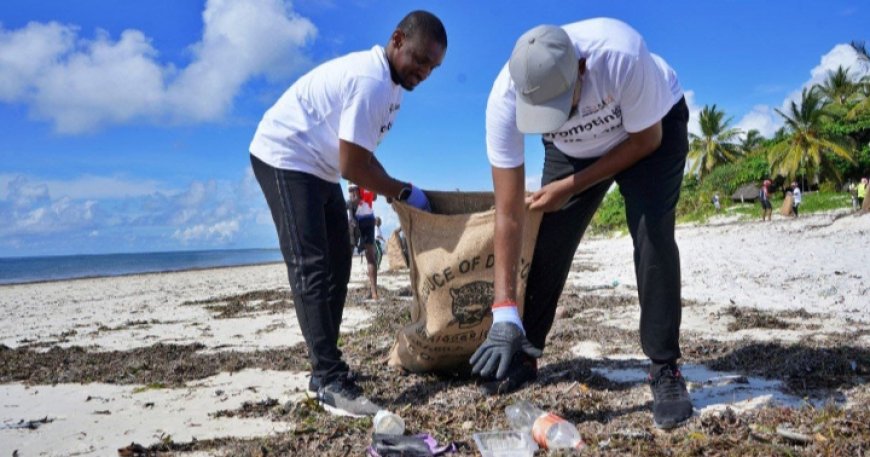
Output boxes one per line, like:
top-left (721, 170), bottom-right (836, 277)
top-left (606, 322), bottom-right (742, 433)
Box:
top-left (397, 10), bottom-right (447, 48)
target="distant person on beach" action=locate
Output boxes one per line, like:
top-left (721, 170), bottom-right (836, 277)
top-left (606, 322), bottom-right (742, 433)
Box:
top-left (848, 180), bottom-right (859, 210)
top-left (347, 184), bottom-right (361, 249)
top-left (374, 216), bottom-right (386, 269)
top-left (248, 10), bottom-right (445, 418)
top-left (859, 177), bottom-right (868, 208)
top-left (354, 185), bottom-right (381, 300)
top-left (375, 216), bottom-right (385, 245)
top-left (712, 193), bottom-right (721, 213)
top-left (475, 18), bottom-right (692, 429)
top-left (759, 180), bottom-right (772, 221)
top-left (791, 182), bottom-right (801, 217)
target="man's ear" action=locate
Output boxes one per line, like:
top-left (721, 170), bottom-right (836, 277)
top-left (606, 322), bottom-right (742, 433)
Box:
top-left (391, 29), bottom-right (405, 49)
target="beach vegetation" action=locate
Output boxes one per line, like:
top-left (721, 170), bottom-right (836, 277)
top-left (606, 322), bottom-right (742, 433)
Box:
top-left (740, 129), bottom-right (765, 155)
top-left (688, 104), bottom-right (743, 179)
top-left (768, 88), bottom-right (854, 186)
top-left (589, 187), bottom-right (627, 234)
top-left (796, 190), bottom-right (852, 213)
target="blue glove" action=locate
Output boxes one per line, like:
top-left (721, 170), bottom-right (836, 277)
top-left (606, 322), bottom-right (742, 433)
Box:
top-left (470, 321), bottom-right (542, 380)
top-left (406, 185), bottom-right (431, 211)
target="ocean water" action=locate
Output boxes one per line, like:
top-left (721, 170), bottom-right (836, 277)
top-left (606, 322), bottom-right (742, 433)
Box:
top-left (0, 249), bottom-right (284, 285)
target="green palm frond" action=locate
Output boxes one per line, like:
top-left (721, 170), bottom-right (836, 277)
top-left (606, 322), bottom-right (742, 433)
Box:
top-left (687, 104), bottom-right (743, 179)
top-left (769, 88), bottom-right (856, 183)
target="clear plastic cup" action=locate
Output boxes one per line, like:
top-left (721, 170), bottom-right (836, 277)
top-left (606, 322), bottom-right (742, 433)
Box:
top-left (373, 410), bottom-right (405, 435)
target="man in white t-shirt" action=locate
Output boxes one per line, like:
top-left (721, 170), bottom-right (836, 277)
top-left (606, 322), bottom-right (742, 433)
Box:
top-left (354, 186), bottom-right (380, 299)
top-left (791, 182), bottom-right (802, 217)
top-left (470, 19), bottom-right (693, 429)
top-left (249, 10), bottom-right (445, 418)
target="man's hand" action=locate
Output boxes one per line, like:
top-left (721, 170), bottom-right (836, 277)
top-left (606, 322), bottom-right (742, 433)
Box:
top-left (470, 321), bottom-right (542, 380)
top-left (526, 178), bottom-right (573, 212)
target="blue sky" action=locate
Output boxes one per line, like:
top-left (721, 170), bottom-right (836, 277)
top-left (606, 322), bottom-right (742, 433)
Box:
top-left (1, 0), bottom-right (868, 257)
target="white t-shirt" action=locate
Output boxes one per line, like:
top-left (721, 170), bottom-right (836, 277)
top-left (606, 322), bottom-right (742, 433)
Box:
top-left (486, 18), bottom-right (683, 168)
top-left (250, 45), bottom-right (403, 183)
top-left (793, 188), bottom-right (802, 204)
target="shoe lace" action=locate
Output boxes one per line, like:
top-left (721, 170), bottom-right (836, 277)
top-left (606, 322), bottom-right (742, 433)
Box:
top-left (652, 368), bottom-right (686, 401)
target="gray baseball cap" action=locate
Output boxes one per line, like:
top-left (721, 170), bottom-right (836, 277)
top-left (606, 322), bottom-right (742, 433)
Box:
top-left (509, 25), bottom-right (577, 133)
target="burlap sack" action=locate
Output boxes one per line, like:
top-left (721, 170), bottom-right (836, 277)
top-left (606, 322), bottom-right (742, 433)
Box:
top-left (386, 230), bottom-right (408, 271)
top-left (781, 193), bottom-right (794, 216)
top-left (388, 191), bottom-right (543, 373)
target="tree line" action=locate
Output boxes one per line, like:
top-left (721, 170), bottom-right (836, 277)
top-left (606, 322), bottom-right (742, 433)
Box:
top-left (688, 42), bottom-right (870, 192)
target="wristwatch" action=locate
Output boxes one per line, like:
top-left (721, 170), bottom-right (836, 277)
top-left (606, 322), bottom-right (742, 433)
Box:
top-left (397, 184), bottom-right (412, 202)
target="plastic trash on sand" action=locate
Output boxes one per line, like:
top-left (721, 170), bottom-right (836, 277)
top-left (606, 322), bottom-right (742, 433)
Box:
top-left (472, 430), bottom-right (538, 457)
top-left (373, 410), bottom-right (405, 435)
top-left (367, 433), bottom-right (456, 456)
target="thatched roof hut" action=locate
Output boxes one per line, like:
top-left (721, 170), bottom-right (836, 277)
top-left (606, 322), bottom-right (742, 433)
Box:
top-left (731, 183), bottom-right (760, 202)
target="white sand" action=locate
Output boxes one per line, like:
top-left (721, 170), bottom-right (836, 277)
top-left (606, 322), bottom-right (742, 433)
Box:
top-left (1, 369), bottom-right (305, 457)
top-left (1, 260), bottom-right (382, 456)
top-left (1, 211), bottom-right (868, 455)
top-left (573, 210), bottom-right (870, 325)
top-left (0, 263), bottom-right (374, 352)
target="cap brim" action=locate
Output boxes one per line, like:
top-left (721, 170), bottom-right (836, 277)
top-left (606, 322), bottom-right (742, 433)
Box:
top-left (515, 83), bottom-right (574, 134)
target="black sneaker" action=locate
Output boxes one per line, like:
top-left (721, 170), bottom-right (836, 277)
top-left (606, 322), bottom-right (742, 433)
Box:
top-left (317, 376), bottom-right (381, 417)
top-left (308, 370), bottom-right (357, 393)
top-left (648, 363), bottom-right (693, 429)
top-left (479, 354), bottom-right (538, 396)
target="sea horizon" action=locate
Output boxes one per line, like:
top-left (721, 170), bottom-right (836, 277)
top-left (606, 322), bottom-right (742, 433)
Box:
top-left (0, 248), bottom-right (284, 286)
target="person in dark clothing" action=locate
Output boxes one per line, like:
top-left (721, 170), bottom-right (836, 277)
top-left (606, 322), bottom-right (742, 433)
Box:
top-left (473, 18), bottom-right (693, 429)
top-left (249, 11), bottom-right (444, 417)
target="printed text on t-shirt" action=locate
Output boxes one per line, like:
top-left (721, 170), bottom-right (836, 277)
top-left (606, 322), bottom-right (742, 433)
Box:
top-left (543, 96), bottom-right (623, 144)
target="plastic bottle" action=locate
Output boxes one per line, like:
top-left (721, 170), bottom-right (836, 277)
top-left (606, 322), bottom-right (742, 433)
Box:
top-left (505, 401), bottom-right (583, 450)
top-left (373, 410), bottom-right (405, 435)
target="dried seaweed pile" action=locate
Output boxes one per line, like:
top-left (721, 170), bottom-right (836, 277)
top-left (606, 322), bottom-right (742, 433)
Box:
top-left (3, 282), bottom-right (869, 456)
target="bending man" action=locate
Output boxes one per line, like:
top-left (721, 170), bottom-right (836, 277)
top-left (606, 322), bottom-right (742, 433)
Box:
top-left (471, 18), bottom-right (692, 429)
top-left (249, 11), bottom-right (444, 417)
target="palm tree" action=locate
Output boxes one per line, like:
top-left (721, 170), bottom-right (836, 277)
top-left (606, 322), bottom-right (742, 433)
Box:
top-left (814, 66), bottom-right (855, 111)
top-left (846, 74), bottom-right (870, 120)
top-left (844, 42), bottom-right (870, 120)
top-left (740, 129), bottom-right (764, 155)
top-left (769, 88), bottom-right (854, 186)
top-left (851, 40), bottom-right (869, 62)
top-left (688, 104), bottom-right (742, 179)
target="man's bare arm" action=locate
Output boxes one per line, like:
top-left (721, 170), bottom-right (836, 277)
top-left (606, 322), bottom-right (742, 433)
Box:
top-left (339, 139), bottom-right (405, 198)
top-left (492, 164), bottom-right (526, 304)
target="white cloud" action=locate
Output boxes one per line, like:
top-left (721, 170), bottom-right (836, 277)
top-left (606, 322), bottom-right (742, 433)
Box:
top-left (373, 197), bottom-right (399, 240)
top-left (782, 43), bottom-right (870, 110)
top-left (525, 174), bottom-right (541, 192)
top-left (0, 21), bottom-right (75, 102)
top-left (683, 90), bottom-right (702, 137)
top-left (0, 170), bottom-right (266, 250)
top-left (0, 180), bottom-right (99, 237)
top-left (172, 218), bottom-right (240, 243)
top-left (732, 44), bottom-right (870, 140)
top-left (2, 173), bottom-right (174, 200)
top-left (0, 0), bottom-right (317, 133)
top-left (735, 105), bottom-right (779, 138)
top-left (48, 174), bottom-right (170, 199)
top-left (166, 0), bottom-right (317, 121)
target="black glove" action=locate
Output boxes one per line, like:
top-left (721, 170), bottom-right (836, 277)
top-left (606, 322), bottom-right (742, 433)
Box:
top-left (470, 321), bottom-right (542, 380)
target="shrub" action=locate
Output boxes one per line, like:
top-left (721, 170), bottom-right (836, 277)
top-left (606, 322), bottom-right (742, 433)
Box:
top-left (589, 187), bottom-right (626, 233)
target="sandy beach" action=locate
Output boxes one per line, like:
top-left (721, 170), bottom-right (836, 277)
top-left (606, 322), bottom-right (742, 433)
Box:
top-left (1, 210), bottom-right (868, 456)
